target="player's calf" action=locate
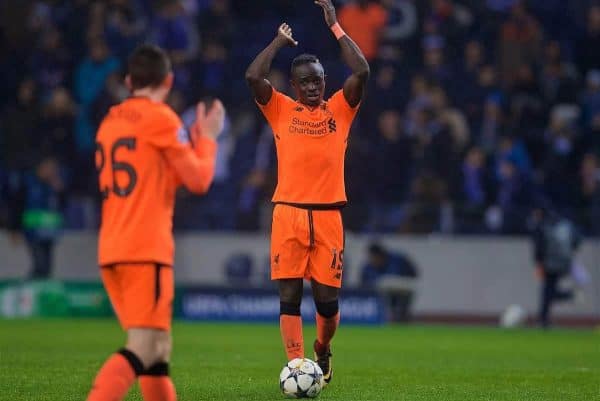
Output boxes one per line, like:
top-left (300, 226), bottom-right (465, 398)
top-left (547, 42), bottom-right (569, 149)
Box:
top-left (314, 300), bottom-right (339, 385)
top-left (86, 348), bottom-right (144, 401)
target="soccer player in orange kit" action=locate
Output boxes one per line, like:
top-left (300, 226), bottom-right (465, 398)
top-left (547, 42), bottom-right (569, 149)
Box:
top-left (86, 44), bottom-right (225, 401)
top-left (245, 0), bottom-right (369, 386)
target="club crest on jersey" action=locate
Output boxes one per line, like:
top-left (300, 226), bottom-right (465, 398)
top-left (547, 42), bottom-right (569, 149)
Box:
top-left (328, 118), bottom-right (337, 133)
top-left (176, 126), bottom-right (190, 144)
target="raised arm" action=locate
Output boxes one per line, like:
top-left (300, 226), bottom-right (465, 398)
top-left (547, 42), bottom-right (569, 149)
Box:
top-left (245, 23), bottom-right (298, 105)
top-left (315, 0), bottom-right (370, 107)
top-left (165, 100), bottom-right (225, 194)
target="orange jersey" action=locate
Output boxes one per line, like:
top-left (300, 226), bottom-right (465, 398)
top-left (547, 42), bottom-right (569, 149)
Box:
top-left (96, 97), bottom-right (216, 266)
top-left (257, 89), bottom-right (359, 206)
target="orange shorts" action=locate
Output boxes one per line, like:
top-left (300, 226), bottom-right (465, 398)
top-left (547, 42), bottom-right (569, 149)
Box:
top-left (271, 204), bottom-right (344, 288)
top-left (100, 263), bottom-right (174, 331)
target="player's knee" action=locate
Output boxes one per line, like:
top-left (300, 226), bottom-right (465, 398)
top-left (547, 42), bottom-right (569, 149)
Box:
top-left (280, 301), bottom-right (301, 316)
top-left (154, 333), bottom-right (172, 362)
top-left (126, 329), bottom-right (171, 367)
top-left (278, 279), bottom-right (303, 304)
top-left (315, 300), bottom-right (339, 318)
top-left (126, 346), bottom-right (154, 368)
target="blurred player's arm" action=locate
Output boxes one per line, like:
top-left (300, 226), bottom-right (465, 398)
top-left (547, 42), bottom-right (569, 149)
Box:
top-left (164, 101), bottom-right (225, 194)
top-left (245, 23), bottom-right (298, 105)
top-left (316, 0), bottom-right (369, 107)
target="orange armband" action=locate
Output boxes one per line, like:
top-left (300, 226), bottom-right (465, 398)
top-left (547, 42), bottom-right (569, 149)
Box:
top-left (330, 22), bottom-right (346, 40)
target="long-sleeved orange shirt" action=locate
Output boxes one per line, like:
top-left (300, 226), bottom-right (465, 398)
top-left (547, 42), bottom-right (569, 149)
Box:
top-left (96, 97), bottom-right (217, 266)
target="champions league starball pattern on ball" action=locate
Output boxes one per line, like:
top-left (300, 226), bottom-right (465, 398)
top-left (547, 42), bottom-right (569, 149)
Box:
top-left (279, 358), bottom-right (324, 398)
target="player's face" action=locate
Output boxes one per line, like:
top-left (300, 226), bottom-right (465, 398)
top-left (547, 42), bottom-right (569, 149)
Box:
top-left (291, 62), bottom-right (326, 107)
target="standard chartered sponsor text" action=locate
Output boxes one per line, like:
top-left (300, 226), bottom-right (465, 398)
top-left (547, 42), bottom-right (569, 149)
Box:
top-left (289, 117), bottom-right (328, 135)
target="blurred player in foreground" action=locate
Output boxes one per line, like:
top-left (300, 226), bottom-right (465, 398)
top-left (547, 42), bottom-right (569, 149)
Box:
top-left (245, 0), bottom-right (369, 386)
top-left (86, 44), bottom-right (225, 401)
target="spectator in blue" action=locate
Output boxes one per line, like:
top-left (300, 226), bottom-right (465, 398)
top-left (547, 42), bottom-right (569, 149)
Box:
top-left (224, 253), bottom-right (253, 286)
top-left (104, 0), bottom-right (149, 61)
top-left (74, 37), bottom-right (119, 152)
top-left (361, 243), bottom-right (418, 286)
top-left (576, 4), bottom-right (600, 76)
top-left (197, 0), bottom-right (235, 49)
top-left (496, 135), bottom-right (531, 175)
top-left (509, 64), bottom-right (545, 137)
top-left (456, 147), bottom-right (494, 233)
top-left (366, 110), bottom-right (415, 233)
top-left (476, 95), bottom-right (504, 153)
top-left (542, 109), bottom-right (580, 212)
top-left (0, 79), bottom-right (39, 171)
top-left (423, 0), bottom-right (474, 55)
top-left (453, 39), bottom-right (486, 109)
top-left (39, 87), bottom-right (77, 169)
top-left (400, 170), bottom-right (448, 233)
top-left (464, 65), bottom-right (504, 135)
top-left (421, 35), bottom-right (453, 91)
top-left (580, 70), bottom-right (600, 128)
top-left (494, 157), bottom-right (535, 233)
top-left (236, 120), bottom-right (276, 231)
top-left (74, 37), bottom-right (119, 192)
top-left (28, 26), bottom-right (72, 98)
top-left (364, 65), bottom-right (407, 132)
top-left (361, 242), bottom-right (419, 322)
top-left (539, 41), bottom-right (579, 107)
top-left (151, 0), bottom-right (198, 95)
top-left (9, 156), bottom-right (66, 279)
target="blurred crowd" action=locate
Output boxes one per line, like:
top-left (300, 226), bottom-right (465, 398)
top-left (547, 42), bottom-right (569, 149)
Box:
top-left (1, 0), bottom-right (600, 236)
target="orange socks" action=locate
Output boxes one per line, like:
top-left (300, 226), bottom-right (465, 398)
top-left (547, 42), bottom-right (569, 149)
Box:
top-left (139, 362), bottom-right (176, 401)
top-left (280, 302), bottom-right (340, 359)
top-left (87, 351), bottom-right (177, 401)
top-left (280, 314), bottom-right (304, 360)
top-left (86, 350), bottom-right (142, 401)
top-left (316, 311), bottom-right (340, 349)
top-left (139, 377), bottom-right (176, 401)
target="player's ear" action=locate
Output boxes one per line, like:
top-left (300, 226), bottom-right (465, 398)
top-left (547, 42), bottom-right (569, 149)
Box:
top-left (124, 75), bottom-right (132, 91)
top-left (163, 72), bottom-right (174, 89)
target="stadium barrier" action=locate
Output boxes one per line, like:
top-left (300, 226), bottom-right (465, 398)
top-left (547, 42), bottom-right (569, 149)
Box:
top-left (1, 231), bottom-right (599, 323)
top-left (0, 280), bottom-right (387, 323)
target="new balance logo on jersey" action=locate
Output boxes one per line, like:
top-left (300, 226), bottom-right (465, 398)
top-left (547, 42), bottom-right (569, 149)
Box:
top-left (328, 118), bottom-right (337, 133)
top-left (294, 106), bottom-right (305, 112)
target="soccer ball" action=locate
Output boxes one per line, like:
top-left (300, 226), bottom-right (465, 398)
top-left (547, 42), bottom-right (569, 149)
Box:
top-left (279, 358), bottom-right (324, 398)
top-left (499, 304), bottom-right (526, 328)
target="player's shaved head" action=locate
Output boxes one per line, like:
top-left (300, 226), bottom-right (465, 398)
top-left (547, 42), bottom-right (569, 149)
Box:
top-left (127, 44), bottom-right (172, 90)
top-left (291, 54), bottom-right (321, 75)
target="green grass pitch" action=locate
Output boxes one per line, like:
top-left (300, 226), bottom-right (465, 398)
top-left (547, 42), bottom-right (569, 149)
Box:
top-left (1, 319), bottom-right (599, 400)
